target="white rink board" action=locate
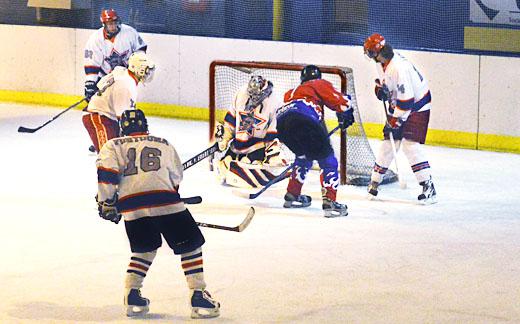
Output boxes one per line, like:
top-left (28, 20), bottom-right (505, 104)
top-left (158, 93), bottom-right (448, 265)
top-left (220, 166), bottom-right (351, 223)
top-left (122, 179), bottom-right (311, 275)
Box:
top-left (0, 24), bottom-right (518, 138)
top-left (0, 25), bottom-right (76, 94)
top-left (479, 55), bottom-right (520, 137)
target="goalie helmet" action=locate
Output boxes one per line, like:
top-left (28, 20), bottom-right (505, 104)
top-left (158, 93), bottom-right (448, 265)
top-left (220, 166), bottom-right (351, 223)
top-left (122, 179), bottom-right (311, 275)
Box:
top-left (300, 65), bottom-right (321, 83)
top-left (364, 33), bottom-right (386, 59)
top-left (100, 9), bottom-right (121, 38)
top-left (120, 109), bottom-right (148, 136)
top-left (128, 52), bottom-right (156, 83)
top-left (247, 75), bottom-right (267, 99)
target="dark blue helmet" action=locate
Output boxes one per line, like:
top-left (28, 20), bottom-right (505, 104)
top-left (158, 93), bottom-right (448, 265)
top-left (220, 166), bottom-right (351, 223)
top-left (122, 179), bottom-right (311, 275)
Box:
top-left (120, 109), bottom-right (148, 136)
top-left (300, 65), bottom-right (321, 83)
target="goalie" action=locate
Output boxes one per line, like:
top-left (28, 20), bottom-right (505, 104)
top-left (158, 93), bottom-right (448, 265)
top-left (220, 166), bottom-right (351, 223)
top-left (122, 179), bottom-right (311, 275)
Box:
top-left (213, 74), bottom-right (288, 188)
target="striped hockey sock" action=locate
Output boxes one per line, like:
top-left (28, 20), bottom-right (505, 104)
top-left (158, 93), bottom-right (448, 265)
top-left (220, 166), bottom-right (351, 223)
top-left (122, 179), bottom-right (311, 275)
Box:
top-left (181, 247), bottom-right (206, 290)
top-left (125, 250), bottom-right (157, 289)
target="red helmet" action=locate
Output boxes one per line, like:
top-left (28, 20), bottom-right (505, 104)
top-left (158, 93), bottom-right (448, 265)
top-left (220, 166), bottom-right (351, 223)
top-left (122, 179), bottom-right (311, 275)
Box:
top-left (100, 9), bottom-right (119, 24)
top-left (364, 33), bottom-right (385, 59)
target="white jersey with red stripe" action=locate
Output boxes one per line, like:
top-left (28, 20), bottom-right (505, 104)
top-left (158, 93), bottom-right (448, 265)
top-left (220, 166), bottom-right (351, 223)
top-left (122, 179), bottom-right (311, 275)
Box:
top-left (223, 84), bottom-right (281, 154)
top-left (84, 24), bottom-right (146, 83)
top-left (96, 134), bottom-right (186, 221)
top-left (377, 52), bottom-right (431, 121)
top-left (86, 66), bottom-right (138, 121)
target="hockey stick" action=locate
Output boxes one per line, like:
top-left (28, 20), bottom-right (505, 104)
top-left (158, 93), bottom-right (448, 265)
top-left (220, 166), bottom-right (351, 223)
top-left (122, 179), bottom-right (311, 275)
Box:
top-left (182, 143), bottom-right (219, 170)
top-left (196, 207), bottom-right (255, 232)
top-left (382, 100), bottom-right (407, 189)
top-left (181, 196), bottom-right (202, 204)
top-left (233, 125), bottom-right (341, 199)
top-left (18, 97), bottom-right (88, 133)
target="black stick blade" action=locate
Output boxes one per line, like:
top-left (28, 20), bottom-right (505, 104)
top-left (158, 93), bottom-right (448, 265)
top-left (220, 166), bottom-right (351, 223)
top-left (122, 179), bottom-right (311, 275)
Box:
top-left (18, 126), bottom-right (38, 133)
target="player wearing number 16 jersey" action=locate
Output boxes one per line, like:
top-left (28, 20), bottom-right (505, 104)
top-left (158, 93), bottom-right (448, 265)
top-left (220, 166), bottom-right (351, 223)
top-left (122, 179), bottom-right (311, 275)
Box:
top-left (364, 33), bottom-right (436, 203)
top-left (96, 109), bottom-right (220, 318)
top-left (82, 51), bottom-right (155, 153)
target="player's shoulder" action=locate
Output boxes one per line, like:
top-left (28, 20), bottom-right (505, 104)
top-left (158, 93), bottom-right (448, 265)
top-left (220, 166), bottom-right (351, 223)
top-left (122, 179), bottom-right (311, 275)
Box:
top-left (86, 28), bottom-right (104, 45)
top-left (120, 24), bottom-right (139, 34)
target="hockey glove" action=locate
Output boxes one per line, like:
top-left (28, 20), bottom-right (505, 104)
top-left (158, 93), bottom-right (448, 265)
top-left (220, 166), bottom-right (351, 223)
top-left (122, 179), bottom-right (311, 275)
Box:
top-left (263, 139), bottom-right (287, 166)
top-left (374, 79), bottom-right (390, 102)
top-left (215, 123), bottom-right (233, 151)
top-left (96, 195), bottom-right (121, 224)
top-left (85, 80), bottom-right (98, 102)
top-left (383, 117), bottom-right (405, 139)
top-left (336, 109), bottom-right (355, 130)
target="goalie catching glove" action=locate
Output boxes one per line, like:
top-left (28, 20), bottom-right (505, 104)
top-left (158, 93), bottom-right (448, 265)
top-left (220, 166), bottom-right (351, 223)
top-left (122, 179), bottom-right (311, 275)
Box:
top-left (96, 194), bottom-right (121, 224)
top-left (215, 123), bottom-right (233, 152)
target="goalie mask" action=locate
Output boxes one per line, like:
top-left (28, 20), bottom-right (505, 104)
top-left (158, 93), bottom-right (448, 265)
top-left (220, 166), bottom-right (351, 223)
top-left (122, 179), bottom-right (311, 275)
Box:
top-left (128, 52), bottom-right (156, 83)
top-left (120, 109), bottom-right (148, 136)
top-left (246, 75), bottom-right (273, 111)
top-left (100, 9), bottom-right (121, 38)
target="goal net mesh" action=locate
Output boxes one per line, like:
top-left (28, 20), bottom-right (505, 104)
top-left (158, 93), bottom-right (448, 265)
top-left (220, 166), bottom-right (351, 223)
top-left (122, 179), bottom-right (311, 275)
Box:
top-left (210, 61), bottom-right (397, 186)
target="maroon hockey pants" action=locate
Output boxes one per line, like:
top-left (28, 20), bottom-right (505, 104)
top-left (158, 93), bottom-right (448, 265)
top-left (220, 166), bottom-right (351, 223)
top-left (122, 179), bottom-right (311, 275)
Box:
top-left (82, 113), bottom-right (119, 153)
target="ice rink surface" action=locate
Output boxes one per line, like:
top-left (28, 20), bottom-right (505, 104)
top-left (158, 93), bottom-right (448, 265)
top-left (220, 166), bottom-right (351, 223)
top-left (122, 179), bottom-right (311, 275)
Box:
top-left (1, 103), bottom-right (519, 324)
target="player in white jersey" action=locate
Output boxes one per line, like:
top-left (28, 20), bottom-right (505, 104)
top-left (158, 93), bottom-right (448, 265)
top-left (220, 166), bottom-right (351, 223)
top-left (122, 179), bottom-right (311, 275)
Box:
top-left (363, 33), bottom-right (436, 203)
top-left (84, 9), bottom-right (147, 102)
top-left (214, 75), bottom-right (288, 188)
top-left (82, 51), bottom-right (155, 153)
top-left (96, 109), bottom-right (220, 319)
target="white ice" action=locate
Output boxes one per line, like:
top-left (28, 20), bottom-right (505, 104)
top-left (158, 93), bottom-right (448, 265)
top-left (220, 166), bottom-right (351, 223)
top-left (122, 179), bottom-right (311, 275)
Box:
top-left (1, 103), bottom-right (519, 324)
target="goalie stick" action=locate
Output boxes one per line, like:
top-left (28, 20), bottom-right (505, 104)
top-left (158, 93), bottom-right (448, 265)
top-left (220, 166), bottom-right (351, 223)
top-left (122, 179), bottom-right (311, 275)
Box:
top-left (233, 125), bottom-right (341, 199)
top-left (196, 207), bottom-right (255, 232)
top-left (18, 97), bottom-right (87, 133)
top-left (183, 143), bottom-right (219, 170)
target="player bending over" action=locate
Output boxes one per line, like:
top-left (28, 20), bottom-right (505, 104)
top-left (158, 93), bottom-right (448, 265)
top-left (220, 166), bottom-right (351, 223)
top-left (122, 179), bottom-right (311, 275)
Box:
top-left (276, 65), bottom-right (354, 217)
top-left (83, 52), bottom-right (155, 153)
top-left (214, 74), bottom-right (288, 188)
top-left (363, 33), bottom-right (436, 203)
top-left (95, 109), bottom-right (220, 318)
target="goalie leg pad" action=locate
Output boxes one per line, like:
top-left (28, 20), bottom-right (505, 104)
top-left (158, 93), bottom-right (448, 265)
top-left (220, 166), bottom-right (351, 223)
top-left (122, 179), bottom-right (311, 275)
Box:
top-left (226, 160), bottom-right (276, 188)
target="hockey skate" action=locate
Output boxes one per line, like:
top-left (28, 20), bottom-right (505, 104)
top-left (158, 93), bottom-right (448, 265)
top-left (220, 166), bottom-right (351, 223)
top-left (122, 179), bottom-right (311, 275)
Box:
top-left (190, 289), bottom-right (220, 319)
top-left (367, 181), bottom-right (379, 199)
top-left (124, 288), bottom-right (149, 317)
top-left (418, 177), bottom-right (437, 204)
top-left (283, 192), bottom-right (311, 208)
top-left (322, 198), bottom-right (348, 217)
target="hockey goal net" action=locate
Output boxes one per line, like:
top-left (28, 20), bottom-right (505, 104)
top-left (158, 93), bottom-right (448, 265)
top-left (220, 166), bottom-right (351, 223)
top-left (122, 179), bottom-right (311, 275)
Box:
top-left (209, 60), bottom-right (397, 186)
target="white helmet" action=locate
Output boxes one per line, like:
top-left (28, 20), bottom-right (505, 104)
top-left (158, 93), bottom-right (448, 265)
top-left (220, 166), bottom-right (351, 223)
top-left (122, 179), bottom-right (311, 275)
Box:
top-left (128, 52), bottom-right (155, 83)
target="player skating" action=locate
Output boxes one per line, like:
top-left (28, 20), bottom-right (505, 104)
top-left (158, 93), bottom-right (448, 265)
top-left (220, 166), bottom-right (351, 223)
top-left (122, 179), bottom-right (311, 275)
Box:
top-left (84, 8), bottom-right (147, 102)
top-left (95, 109), bottom-right (220, 318)
top-left (276, 65), bottom-right (354, 217)
top-left (363, 33), bottom-right (436, 203)
top-left (84, 9), bottom-right (147, 152)
top-left (82, 52), bottom-right (155, 153)
top-left (214, 74), bottom-right (288, 188)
